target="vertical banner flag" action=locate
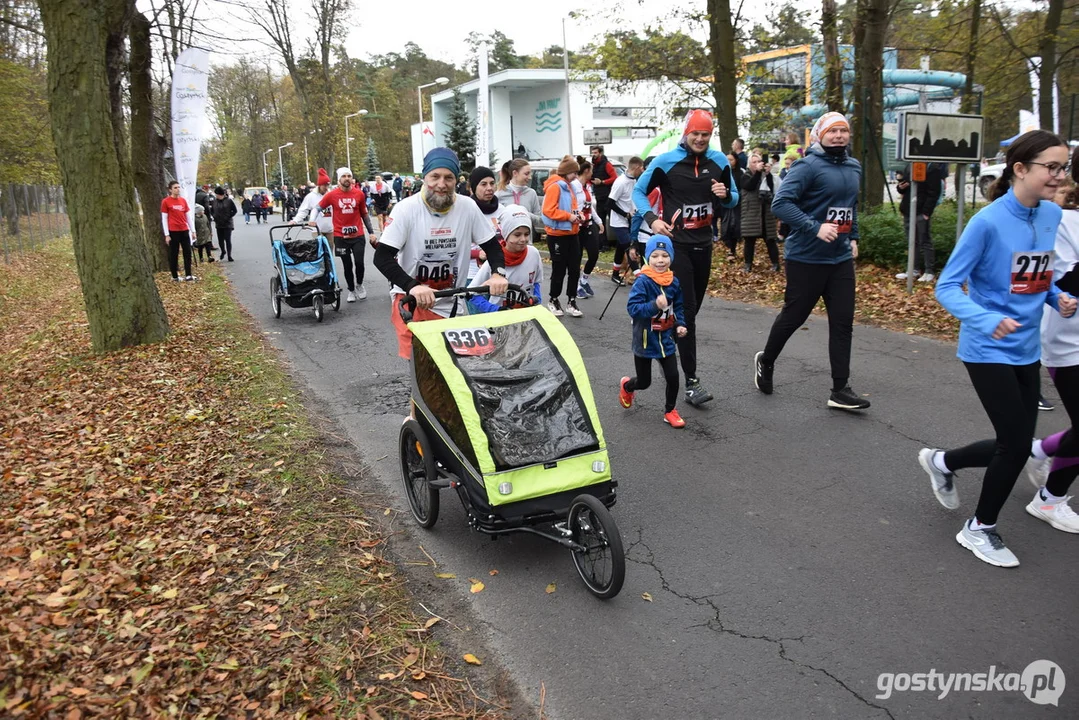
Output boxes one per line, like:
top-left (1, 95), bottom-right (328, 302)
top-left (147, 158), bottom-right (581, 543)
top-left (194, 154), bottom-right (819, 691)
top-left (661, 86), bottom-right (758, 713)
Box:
top-left (476, 42), bottom-right (489, 167)
top-left (171, 48), bottom-right (211, 232)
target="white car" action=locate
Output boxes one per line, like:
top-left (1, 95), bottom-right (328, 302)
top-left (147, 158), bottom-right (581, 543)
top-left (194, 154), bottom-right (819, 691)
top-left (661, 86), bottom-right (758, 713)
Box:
top-left (978, 163), bottom-right (1004, 199)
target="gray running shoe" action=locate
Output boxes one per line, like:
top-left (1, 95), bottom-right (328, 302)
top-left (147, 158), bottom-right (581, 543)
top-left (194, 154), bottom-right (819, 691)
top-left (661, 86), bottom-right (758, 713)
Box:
top-left (956, 521), bottom-right (1019, 568)
top-left (919, 447), bottom-right (959, 510)
top-left (684, 378), bottom-right (714, 407)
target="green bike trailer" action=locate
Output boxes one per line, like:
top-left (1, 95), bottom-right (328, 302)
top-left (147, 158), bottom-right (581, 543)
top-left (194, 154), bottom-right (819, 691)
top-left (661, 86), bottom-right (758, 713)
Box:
top-left (397, 294), bottom-right (625, 598)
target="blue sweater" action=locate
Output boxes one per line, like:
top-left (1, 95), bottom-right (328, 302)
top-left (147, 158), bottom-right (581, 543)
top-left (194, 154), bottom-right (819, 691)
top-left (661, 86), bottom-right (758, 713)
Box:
top-left (627, 273), bottom-right (685, 359)
top-left (771, 145), bottom-right (861, 264)
top-left (936, 189), bottom-right (1064, 364)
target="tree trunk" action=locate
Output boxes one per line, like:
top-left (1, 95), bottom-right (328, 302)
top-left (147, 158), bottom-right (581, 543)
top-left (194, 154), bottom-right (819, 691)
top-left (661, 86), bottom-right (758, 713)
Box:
top-left (129, 12), bottom-right (169, 272)
top-left (1039, 0), bottom-right (1063, 131)
top-left (851, 0), bottom-right (889, 211)
top-left (822, 0), bottom-right (844, 113)
top-left (38, 0), bottom-right (169, 352)
top-left (707, 0), bottom-right (738, 145)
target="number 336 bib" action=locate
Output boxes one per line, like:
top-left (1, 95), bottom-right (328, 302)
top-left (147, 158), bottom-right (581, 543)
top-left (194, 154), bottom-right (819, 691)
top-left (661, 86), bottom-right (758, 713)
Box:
top-left (1010, 250), bottom-right (1053, 294)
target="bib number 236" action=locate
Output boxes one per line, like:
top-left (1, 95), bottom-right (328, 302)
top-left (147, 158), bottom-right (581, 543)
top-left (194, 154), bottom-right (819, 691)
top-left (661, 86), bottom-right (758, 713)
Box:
top-left (826, 206), bottom-right (853, 234)
top-left (444, 328), bottom-right (495, 356)
top-left (1011, 251), bottom-right (1053, 294)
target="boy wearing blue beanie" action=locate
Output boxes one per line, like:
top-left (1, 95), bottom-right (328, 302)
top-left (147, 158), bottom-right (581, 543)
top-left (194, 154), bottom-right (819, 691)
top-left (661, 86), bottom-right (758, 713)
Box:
top-left (619, 237), bottom-right (688, 428)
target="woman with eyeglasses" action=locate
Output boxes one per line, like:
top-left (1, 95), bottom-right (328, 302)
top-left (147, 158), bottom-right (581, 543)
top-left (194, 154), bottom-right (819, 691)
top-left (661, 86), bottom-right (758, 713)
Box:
top-left (918, 130), bottom-right (1077, 568)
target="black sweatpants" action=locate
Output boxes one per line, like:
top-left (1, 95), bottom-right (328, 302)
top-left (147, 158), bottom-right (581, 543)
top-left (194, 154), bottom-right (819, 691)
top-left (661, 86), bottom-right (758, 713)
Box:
top-left (335, 237), bottom-right (365, 292)
top-left (1045, 365), bottom-right (1079, 496)
top-left (626, 354), bottom-right (680, 413)
top-left (547, 232), bottom-right (581, 301)
top-left (943, 362), bottom-right (1040, 525)
top-left (168, 230), bottom-right (192, 279)
top-left (743, 236), bottom-right (780, 268)
top-left (671, 241), bottom-right (712, 381)
top-left (581, 223), bottom-right (600, 275)
top-left (195, 244), bottom-right (213, 262)
top-left (761, 259), bottom-right (855, 389)
top-left (903, 215), bottom-right (935, 275)
top-left (216, 226), bottom-right (233, 259)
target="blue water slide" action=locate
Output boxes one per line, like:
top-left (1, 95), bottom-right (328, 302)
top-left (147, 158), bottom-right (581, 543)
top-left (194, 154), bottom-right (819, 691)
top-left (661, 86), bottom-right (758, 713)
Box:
top-left (799, 69), bottom-right (968, 120)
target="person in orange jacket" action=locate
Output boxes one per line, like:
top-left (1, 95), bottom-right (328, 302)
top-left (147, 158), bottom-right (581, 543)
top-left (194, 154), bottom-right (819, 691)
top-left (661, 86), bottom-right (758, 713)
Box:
top-left (542, 155), bottom-right (583, 317)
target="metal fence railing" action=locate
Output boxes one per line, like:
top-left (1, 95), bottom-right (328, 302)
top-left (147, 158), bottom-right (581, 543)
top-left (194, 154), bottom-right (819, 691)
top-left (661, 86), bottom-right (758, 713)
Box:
top-left (0, 184), bottom-right (70, 261)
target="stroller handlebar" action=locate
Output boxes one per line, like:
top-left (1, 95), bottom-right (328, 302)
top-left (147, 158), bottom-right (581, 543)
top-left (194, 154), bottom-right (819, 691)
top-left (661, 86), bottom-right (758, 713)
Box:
top-left (269, 223), bottom-right (321, 244)
top-left (397, 284), bottom-right (531, 323)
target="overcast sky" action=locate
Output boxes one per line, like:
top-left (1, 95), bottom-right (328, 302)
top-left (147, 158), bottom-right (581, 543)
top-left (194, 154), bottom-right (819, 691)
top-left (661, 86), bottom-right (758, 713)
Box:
top-left (195, 0), bottom-right (784, 70)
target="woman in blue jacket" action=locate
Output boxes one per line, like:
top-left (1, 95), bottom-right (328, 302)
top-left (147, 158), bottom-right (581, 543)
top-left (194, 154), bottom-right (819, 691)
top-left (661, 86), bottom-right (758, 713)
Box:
top-left (919, 129), bottom-right (1075, 568)
top-left (752, 112), bottom-right (870, 412)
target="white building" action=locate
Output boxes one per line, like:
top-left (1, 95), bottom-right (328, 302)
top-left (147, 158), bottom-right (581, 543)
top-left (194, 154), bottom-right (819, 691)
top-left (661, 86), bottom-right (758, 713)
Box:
top-left (413, 69), bottom-right (701, 172)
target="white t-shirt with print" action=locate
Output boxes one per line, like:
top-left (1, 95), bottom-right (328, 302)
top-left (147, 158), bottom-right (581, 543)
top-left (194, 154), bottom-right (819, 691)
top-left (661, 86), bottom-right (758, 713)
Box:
top-left (608, 174), bottom-right (635, 229)
top-left (379, 194), bottom-right (498, 318)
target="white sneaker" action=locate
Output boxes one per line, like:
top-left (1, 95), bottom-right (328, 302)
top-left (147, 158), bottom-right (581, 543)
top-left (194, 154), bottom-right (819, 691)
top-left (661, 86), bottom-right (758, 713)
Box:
top-left (1025, 490), bottom-right (1079, 533)
top-left (956, 521), bottom-right (1019, 567)
top-left (565, 299), bottom-right (583, 317)
top-left (917, 273), bottom-right (936, 283)
top-left (355, 284), bottom-right (367, 300)
top-left (918, 448), bottom-right (959, 510)
top-left (346, 291), bottom-right (356, 303)
top-left (895, 272), bottom-right (910, 280)
top-left (1024, 455), bottom-right (1052, 489)
top-left (185, 275), bottom-right (197, 282)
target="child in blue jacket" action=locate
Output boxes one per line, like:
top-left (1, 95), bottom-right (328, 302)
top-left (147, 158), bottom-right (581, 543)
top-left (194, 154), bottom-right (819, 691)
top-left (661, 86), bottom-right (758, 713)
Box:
top-left (619, 237), bottom-right (688, 428)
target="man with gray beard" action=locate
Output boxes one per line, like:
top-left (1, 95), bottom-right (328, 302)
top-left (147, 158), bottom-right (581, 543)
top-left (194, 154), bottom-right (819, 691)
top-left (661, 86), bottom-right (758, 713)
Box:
top-left (374, 148), bottom-right (509, 359)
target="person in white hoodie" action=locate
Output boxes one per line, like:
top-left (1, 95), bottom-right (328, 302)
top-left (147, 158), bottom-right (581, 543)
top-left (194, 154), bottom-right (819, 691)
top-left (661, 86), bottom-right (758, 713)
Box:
top-left (1023, 151), bottom-right (1079, 534)
top-left (292, 167), bottom-right (334, 239)
top-left (495, 158), bottom-right (543, 237)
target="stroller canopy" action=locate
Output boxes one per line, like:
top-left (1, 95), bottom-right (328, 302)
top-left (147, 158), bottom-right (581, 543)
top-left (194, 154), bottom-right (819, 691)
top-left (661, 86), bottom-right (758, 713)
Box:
top-left (410, 306), bottom-right (608, 495)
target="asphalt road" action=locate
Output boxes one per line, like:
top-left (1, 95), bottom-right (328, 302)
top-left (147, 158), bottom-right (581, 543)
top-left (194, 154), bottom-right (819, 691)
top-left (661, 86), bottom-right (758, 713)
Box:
top-left (219, 214), bottom-right (1074, 719)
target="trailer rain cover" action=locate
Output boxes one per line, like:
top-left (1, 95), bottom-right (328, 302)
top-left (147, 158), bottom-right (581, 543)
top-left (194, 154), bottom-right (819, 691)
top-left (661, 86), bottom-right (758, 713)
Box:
top-left (449, 319), bottom-right (597, 471)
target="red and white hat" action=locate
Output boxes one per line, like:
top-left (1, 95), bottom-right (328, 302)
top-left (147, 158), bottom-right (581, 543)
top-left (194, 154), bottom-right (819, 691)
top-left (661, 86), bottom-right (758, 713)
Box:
top-left (810, 112), bottom-right (850, 145)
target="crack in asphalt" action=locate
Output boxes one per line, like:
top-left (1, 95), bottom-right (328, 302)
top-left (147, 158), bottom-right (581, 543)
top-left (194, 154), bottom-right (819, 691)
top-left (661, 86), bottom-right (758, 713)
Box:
top-left (624, 529), bottom-right (896, 720)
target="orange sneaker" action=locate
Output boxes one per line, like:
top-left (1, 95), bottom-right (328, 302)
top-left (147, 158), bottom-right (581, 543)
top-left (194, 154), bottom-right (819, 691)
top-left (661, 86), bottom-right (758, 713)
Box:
top-left (663, 409), bottom-right (686, 428)
top-left (619, 376), bottom-right (634, 408)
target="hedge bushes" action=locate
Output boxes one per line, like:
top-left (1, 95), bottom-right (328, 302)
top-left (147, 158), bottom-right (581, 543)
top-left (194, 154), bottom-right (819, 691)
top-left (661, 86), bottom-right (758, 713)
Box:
top-left (857, 200), bottom-right (983, 269)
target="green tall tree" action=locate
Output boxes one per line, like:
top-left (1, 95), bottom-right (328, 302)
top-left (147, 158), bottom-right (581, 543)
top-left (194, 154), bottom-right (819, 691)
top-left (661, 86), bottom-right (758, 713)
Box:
top-left (365, 137), bottom-right (380, 178)
top-left (37, 0), bottom-right (170, 351)
top-left (443, 88), bottom-right (476, 172)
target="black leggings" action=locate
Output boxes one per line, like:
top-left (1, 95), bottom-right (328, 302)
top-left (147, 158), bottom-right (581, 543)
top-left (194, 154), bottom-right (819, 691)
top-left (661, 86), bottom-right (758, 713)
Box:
top-left (547, 233), bottom-right (581, 301)
top-left (943, 362), bottom-right (1040, 525)
top-left (168, 230), bottom-right (192, 278)
top-left (671, 242), bottom-right (712, 381)
top-left (581, 223), bottom-right (600, 275)
top-left (195, 244), bottom-right (213, 261)
top-left (217, 226), bottom-right (233, 259)
top-left (743, 236), bottom-right (779, 267)
top-left (1045, 365), bottom-right (1079, 496)
top-left (626, 354), bottom-right (680, 412)
top-left (762, 259), bottom-right (855, 389)
top-left (335, 238), bottom-right (365, 292)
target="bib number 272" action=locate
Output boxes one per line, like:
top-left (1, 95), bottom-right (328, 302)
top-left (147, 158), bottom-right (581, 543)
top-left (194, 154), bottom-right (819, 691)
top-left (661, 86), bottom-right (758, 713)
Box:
top-left (1011, 251), bottom-right (1053, 294)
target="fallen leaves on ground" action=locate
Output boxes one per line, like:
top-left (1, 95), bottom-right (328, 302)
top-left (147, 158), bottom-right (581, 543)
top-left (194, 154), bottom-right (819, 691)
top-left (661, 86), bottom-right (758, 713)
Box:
top-left (545, 583), bottom-right (557, 594)
top-left (0, 242), bottom-right (507, 718)
top-left (706, 254), bottom-right (959, 339)
top-left (641, 593), bottom-right (653, 602)
top-left (463, 654), bottom-right (483, 666)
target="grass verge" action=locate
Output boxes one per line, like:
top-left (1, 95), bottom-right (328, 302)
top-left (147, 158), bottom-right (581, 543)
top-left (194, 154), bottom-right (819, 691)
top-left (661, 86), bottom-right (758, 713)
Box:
top-left (0, 240), bottom-right (511, 718)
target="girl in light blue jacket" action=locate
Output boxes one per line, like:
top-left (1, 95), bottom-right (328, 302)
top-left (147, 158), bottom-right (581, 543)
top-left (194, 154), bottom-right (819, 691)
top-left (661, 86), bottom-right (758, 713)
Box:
top-left (919, 130), bottom-right (1076, 568)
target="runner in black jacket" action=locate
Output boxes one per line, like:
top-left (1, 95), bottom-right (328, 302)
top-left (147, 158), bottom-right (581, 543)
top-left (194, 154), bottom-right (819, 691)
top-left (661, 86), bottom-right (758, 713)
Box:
top-left (632, 109), bottom-right (739, 407)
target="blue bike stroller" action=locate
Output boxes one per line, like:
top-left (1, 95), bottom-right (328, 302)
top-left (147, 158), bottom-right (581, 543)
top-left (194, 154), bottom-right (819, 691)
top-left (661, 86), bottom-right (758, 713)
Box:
top-left (269, 224), bottom-right (340, 322)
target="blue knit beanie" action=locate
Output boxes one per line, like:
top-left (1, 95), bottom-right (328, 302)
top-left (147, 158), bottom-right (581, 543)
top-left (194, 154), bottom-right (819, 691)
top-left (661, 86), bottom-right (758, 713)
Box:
top-left (423, 148), bottom-right (461, 178)
top-left (645, 236), bottom-right (674, 263)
